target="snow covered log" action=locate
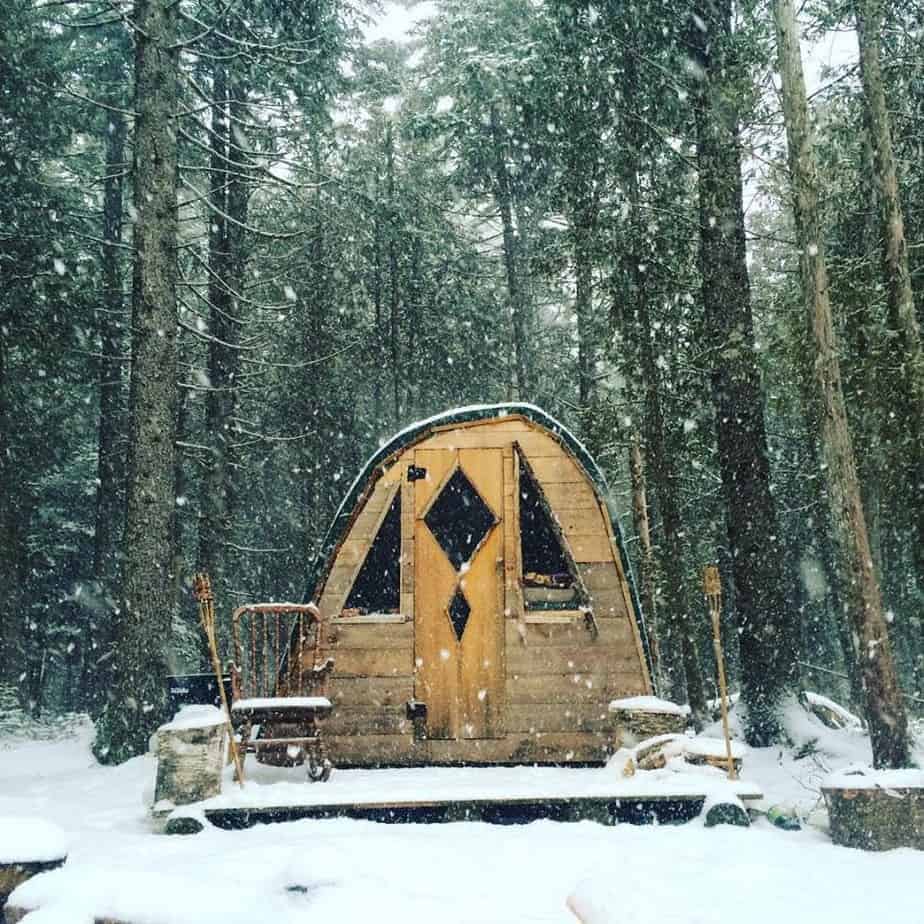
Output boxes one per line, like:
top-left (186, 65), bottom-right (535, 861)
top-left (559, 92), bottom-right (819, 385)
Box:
top-left (608, 697), bottom-right (687, 744)
top-left (2, 860), bottom-right (66, 913)
top-left (799, 691), bottom-right (862, 730)
top-left (0, 817), bottom-right (68, 910)
top-left (6, 909), bottom-right (129, 924)
top-left (823, 770), bottom-right (924, 851)
top-left (152, 707), bottom-right (227, 812)
top-left (627, 733), bottom-right (745, 774)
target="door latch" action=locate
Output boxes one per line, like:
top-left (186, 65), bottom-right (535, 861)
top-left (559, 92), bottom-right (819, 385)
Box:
top-left (407, 465), bottom-right (427, 481)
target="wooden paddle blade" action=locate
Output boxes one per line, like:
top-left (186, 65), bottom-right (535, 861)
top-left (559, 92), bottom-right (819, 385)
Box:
top-left (193, 572), bottom-right (213, 603)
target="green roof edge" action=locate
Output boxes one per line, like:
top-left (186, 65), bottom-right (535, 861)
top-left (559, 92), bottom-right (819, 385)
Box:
top-left (303, 402), bottom-right (655, 688)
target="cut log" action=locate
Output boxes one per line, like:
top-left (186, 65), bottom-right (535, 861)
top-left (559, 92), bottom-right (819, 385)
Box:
top-left (682, 737), bottom-right (746, 775)
top-left (799, 691), bottom-right (862, 730)
top-left (625, 734), bottom-right (745, 775)
top-left (823, 772), bottom-right (924, 850)
top-left (632, 734), bottom-right (685, 771)
top-left (608, 697), bottom-right (688, 744)
top-left (1, 858), bottom-right (66, 911)
top-left (0, 817), bottom-right (68, 910)
top-left (152, 707), bottom-right (227, 811)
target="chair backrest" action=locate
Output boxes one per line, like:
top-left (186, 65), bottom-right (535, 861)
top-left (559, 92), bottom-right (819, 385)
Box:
top-left (229, 603), bottom-right (325, 700)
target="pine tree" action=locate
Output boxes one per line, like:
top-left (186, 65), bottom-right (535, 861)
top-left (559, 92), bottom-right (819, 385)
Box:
top-left (96, 0), bottom-right (180, 762)
top-left (690, 0), bottom-right (795, 744)
top-left (772, 0), bottom-right (911, 768)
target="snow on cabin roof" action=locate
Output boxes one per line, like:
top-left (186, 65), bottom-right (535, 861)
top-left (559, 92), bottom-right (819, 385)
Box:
top-left (302, 402), bottom-right (654, 683)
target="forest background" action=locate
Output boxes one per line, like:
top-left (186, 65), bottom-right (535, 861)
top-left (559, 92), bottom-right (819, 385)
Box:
top-left (1, 0), bottom-right (922, 766)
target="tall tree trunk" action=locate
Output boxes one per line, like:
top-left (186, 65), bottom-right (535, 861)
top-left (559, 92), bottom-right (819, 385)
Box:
top-left (489, 104), bottom-right (529, 399)
top-left (772, 0), bottom-right (910, 768)
top-left (87, 74), bottom-right (128, 712)
top-left (855, 0), bottom-right (924, 576)
top-left (629, 433), bottom-right (660, 682)
top-left (573, 221), bottom-right (595, 413)
top-left (385, 121), bottom-right (401, 425)
top-left (691, 0), bottom-right (795, 745)
top-left (372, 165), bottom-right (384, 427)
top-left (197, 61), bottom-right (247, 625)
top-left (619, 46), bottom-right (705, 720)
top-left (300, 133), bottom-right (328, 564)
top-left (96, 0), bottom-right (179, 763)
top-left (0, 333), bottom-right (19, 684)
top-left (94, 105), bottom-right (127, 586)
top-left (638, 293), bottom-right (707, 722)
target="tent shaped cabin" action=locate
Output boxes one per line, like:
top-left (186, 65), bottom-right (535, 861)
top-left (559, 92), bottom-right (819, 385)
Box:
top-left (306, 404), bottom-right (654, 766)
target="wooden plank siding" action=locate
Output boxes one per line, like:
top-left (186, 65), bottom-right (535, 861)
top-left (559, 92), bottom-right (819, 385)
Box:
top-left (309, 413), bottom-right (650, 767)
top-left (325, 732), bottom-right (618, 767)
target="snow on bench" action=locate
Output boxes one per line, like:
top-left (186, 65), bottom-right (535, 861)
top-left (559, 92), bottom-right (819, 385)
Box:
top-left (230, 697), bottom-right (332, 713)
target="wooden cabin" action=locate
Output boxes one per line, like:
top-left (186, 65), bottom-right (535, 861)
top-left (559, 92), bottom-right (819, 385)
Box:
top-left (305, 404), bottom-right (654, 766)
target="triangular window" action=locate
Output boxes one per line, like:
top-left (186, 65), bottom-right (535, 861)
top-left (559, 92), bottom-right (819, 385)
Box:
top-left (518, 457), bottom-right (580, 610)
top-left (344, 493), bottom-right (401, 614)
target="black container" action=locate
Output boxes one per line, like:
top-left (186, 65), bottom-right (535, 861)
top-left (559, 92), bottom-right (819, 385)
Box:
top-left (166, 672), bottom-right (232, 715)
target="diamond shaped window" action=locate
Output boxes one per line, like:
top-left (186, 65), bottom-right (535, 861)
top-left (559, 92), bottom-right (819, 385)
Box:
top-left (447, 589), bottom-right (471, 641)
top-left (424, 468), bottom-right (496, 571)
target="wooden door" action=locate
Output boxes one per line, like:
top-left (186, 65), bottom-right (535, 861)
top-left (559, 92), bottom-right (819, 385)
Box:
top-left (413, 448), bottom-right (505, 739)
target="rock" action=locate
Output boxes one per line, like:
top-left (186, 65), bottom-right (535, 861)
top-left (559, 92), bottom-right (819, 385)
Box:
top-left (164, 813), bottom-right (206, 836)
top-left (703, 795), bottom-right (750, 828)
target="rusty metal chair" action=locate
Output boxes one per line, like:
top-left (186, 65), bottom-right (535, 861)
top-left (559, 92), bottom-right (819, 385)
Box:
top-left (229, 603), bottom-right (335, 782)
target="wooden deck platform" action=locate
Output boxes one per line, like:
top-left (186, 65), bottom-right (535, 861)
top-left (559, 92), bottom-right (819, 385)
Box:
top-left (191, 766), bottom-right (763, 830)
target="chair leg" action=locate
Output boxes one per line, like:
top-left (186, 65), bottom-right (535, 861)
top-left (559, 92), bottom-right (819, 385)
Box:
top-left (235, 719), bottom-right (252, 783)
top-left (305, 729), bottom-right (332, 783)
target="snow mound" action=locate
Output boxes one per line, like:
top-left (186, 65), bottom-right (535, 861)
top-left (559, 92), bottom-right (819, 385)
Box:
top-left (0, 817), bottom-right (69, 864)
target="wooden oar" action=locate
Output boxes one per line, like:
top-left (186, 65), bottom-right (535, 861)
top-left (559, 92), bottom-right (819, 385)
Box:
top-left (194, 573), bottom-right (245, 787)
top-left (704, 564), bottom-right (737, 781)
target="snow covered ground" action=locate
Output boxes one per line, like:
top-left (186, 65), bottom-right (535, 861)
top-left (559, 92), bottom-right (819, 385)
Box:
top-left (2, 702), bottom-right (921, 924)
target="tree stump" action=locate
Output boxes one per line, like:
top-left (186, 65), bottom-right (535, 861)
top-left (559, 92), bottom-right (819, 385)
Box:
top-left (153, 706), bottom-right (228, 812)
top-left (608, 697), bottom-right (687, 745)
top-left (823, 776), bottom-right (924, 851)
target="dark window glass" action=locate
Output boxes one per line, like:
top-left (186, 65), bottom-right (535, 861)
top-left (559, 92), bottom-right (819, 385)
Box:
top-left (447, 589), bottom-right (471, 641)
top-left (344, 493), bottom-right (401, 613)
top-left (424, 468), bottom-right (496, 571)
top-left (519, 459), bottom-right (580, 610)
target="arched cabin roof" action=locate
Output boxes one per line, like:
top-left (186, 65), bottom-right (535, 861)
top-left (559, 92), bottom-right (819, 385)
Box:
top-left (305, 402), bottom-right (654, 680)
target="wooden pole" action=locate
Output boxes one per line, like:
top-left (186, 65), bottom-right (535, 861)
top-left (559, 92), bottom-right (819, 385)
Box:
top-left (194, 572), bottom-right (245, 787)
top-left (704, 565), bottom-right (736, 780)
